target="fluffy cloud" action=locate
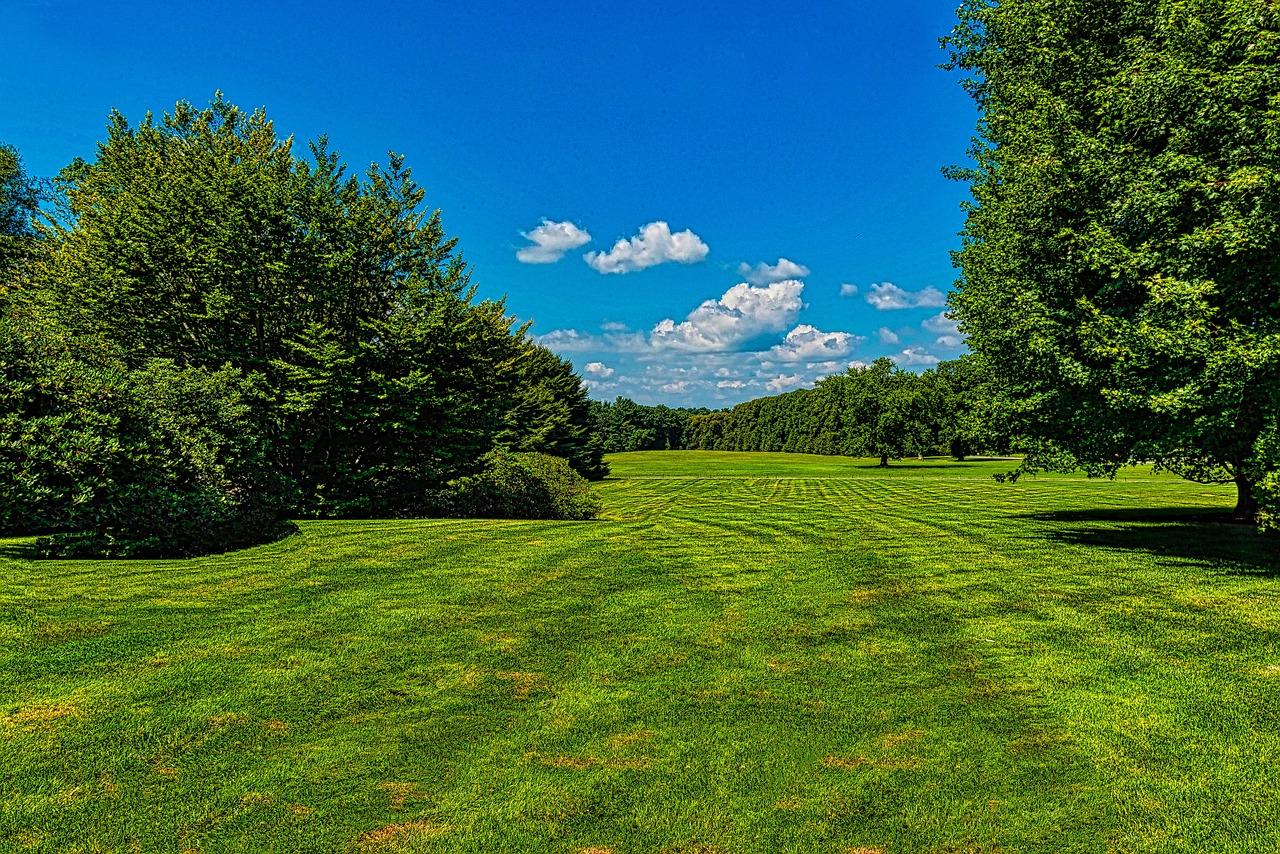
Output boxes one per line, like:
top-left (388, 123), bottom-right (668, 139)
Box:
top-left (737, 257), bottom-right (811, 285)
top-left (599, 320), bottom-right (629, 332)
top-left (583, 361), bottom-right (615, 378)
top-left (650, 280), bottom-right (805, 351)
top-left (876, 326), bottom-right (900, 344)
top-left (717, 379), bottom-right (746, 389)
top-left (839, 283), bottom-right (859, 297)
top-left (892, 347), bottom-right (940, 366)
top-left (864, 283), bottom-right (947, 310)
top-left (935, 335), bottom-right (963, 348)
top-left (766, 373), bottom-right (808, 393)
top-left (769, 324), bottom-right (860, 361)
top-left (536, 329), bottom-right (596, 352)
top-left (536, 328), bottom-right (648, 353)
top-left (922, 311), bottom-right (960, 335)
top-left (585, 221), bottom-right (709, 274)
top-left (516, 219), bottom-right (591, 264)
top-left (660, 381), bottom-right (690, 394)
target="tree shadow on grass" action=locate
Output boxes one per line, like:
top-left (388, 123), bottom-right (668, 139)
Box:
top-left (0, 538), bottom-right (36, 560)
top-left (1018, 507), bottom-right (1280, 578)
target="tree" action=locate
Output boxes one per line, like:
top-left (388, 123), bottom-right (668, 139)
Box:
top-left (24, 95), bottom-right (602, 519)
top-left (0, 142), bottom-right (42, 292)
top-left (945, 0), bottom-right (1280, 518)
top-left (0, 314), bottom-right (292, 556)
top-left (498, 342), bottom-right (608, 480)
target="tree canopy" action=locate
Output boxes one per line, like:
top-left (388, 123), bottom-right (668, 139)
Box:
top-left (945, 0), bottom-right (1280, 518)
top-left (684, 357), bottom-right (991, 463)
top-left (1, 96), bottom-right (604, 555)
top-left (0, 141), bottom-right (42, 289)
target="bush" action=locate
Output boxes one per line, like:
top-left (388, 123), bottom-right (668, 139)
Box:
top-left (0, 320), bottom-right (295, 557)
top-left (445, 450), bottom-right (601, 520)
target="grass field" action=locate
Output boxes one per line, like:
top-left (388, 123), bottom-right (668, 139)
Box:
top-left (2, 451), bottom-right (1279, 853)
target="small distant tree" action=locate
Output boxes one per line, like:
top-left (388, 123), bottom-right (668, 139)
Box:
top-left (839, 359), bottom-right (913, 466)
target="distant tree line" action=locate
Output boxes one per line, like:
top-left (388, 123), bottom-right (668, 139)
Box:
top-left (684, 357), bottom-right (1000, 465)
top-left (587, 398), bottom-right (710, 452)
top-left (0, 96), bottom-right (603, 558)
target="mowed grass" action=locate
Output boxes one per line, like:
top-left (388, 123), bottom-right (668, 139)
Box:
top-left (3, 452), bottom-right (1279, 854)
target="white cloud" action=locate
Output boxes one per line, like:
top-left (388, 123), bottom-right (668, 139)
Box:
top-left (892, 347), bottom-right (940, 366)
top-left (585, 221), bottom-right (709, 274)
top-left (650, 280), bottom-right (805, 351)
top-left (516, 219), bottom-right (591, 264)
top-left (766, 373), bottom-right (808, 393)
top-left (599, 320), bottom-right (629, 332)
top-left (536, 329), bottom-right (596, 352)
top-left (876, 326), bottom-right (900, 344)
top-left (922, 311), bottom-right (960, 335)
top-left (935, 335), bottom-right (963, 348)
top-left (839, 283), bottom-right (859, 297)
top-left (537, 328), bottom-right (648, 353)
top-left (660, 381), bottom-right (690, 394)
top-left (865, 283), bottom-right (947, 311)
top-left (769, 324), bottom-right (860, 362)
top-left (737, 257), bottom-right (810, 285)
top-left (583, 361), bottom-right (615, 378)
top-left (717, 380), bottom-right (746, 389)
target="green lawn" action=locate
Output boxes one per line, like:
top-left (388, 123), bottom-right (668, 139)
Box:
top-left (3, 452), bottom-right (1278, 853)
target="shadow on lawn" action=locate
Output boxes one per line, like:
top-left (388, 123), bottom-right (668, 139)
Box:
top-left (1019, 507), bottom-right (1280, 578)
top-left (0, 538), bottom-right (36, 560)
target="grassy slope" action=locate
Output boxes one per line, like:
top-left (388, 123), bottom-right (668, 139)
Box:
top-left (2, 452), bottom-right (1278, 854)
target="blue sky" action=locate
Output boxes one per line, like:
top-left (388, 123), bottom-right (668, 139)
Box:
top-left (1, 0), bottom-right (976, 408)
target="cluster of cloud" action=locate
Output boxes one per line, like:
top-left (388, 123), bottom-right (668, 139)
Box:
top-left (768, 324), bottom-right (861, 361)
top-left (527, 244), bottom-right (969, 404)
top-left (892, 347), bottom-right (940, 366)
top-left (515, 219), bottom-right (592, 264)
top-left (585, 221), bottom-right (710, 274)
top-left (922, 312), bottom-right (962, 348)
top-left (650, 280), bottom-right (804, 351)
top-left (863, 282), bottom-right (947, 310)
top-left (516, 218), bottom-right (710, 274)
top-left (737, 257), bottom-right (811, 285)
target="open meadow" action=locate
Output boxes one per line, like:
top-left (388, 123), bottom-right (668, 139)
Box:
top-left (3, 451), bottom-right (1279, 853)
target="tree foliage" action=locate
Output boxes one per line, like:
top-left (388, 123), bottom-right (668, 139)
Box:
top-left (588, 398), bottom-right (709, 452)
top-left (1, 97), bottom-right (604, 554)
top-left (944, 0), bottom-right (1280, 519)
top-left (444, 449), bottom-right (602, 521)
top-left (0, 315), bottom-right (292, 556)
top-left (684, 357), bottom-right (989, 463)
top-left (498, 343), bottom-right (608, 480)
top-left (0, 141), bottom-right (42, 293)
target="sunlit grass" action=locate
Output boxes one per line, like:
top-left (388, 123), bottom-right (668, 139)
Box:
top-left (2, 452), bottom-right (1278, 852)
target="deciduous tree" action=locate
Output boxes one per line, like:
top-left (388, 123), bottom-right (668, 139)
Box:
top-left (945, 0), bottom-right (1280, 518)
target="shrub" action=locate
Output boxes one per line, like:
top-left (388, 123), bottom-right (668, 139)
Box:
top-left (445, 450), bottom-right (601, 520)
top-left (0, 319), bottom-right (295, 557)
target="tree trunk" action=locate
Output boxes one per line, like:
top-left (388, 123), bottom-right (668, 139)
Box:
top-left (1234, 470), bottom-right (1258, 522)
top-left (879, 454), bottom-right (888, 467)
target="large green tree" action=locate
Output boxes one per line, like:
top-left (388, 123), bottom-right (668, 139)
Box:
top-left (22, 95), bottom-right (598, 521)
top-left (946, 0), bottom-right (1280, 518)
